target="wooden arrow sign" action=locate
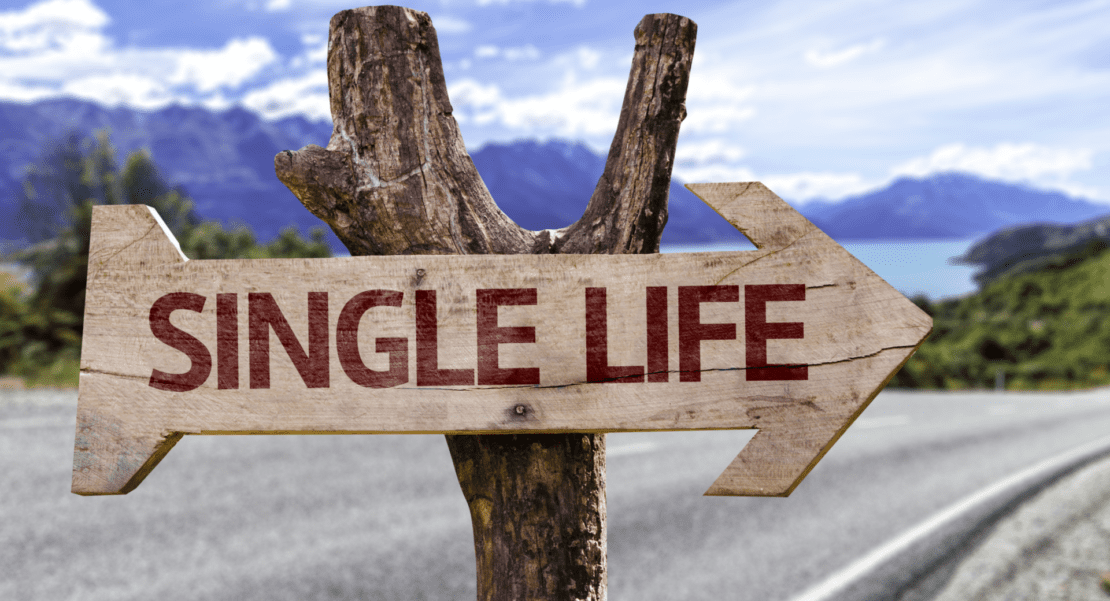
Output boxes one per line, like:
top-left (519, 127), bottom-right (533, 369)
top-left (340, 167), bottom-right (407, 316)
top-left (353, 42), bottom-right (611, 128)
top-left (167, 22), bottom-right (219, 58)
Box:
top-left (73, 182), bottom-right (931, 497)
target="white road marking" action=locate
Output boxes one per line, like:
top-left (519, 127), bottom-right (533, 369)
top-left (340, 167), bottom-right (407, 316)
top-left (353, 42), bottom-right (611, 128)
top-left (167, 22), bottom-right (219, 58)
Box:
top-left (786, 432), bottom-right (1110, 601)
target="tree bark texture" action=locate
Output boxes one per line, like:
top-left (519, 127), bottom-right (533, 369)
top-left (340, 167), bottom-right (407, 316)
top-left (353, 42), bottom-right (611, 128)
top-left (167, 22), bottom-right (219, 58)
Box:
top-left (275, 6), bottom-right (695, 600)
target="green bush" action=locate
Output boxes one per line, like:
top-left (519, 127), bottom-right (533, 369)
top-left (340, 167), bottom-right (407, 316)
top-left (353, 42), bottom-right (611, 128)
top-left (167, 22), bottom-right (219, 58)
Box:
top-left (893, 242), bottom-right (1110, 390)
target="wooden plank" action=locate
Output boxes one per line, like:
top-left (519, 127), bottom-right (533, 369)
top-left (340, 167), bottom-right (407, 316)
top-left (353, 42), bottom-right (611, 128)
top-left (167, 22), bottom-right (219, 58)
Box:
top-left (73, 182), bottom-right (931, 496)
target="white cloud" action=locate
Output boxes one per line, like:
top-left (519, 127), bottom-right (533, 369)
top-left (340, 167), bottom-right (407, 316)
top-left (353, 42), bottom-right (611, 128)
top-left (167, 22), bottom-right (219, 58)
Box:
top-left (681, 69), bottom-right (757, 134)
top-left (475, 45), bottom-right (498, 58)
top-left (198, 92), bottom-right (234, 112)
top-left (474, 44), bottom-right (539, 61)
top-left (60, 72), bottom-right (169, 108)
top-left (170, 37), bottom-right (277, 92)
top-left (804, 39), bottom-right (884, 68)
top-left (760, 172), bottom-right (871, 202)
top-left (290, 33), bottom-right (326, 69)
top-left (683, 102), bottom-right (756, 134)
top-left (265, 0), bottom-right (291, 11)
top-left (673, 134), bottom-right (873, 199)
top-left (892, 142), bottom-right (1093, 182)
top-left (888, 142), bottom-right (1104, 200)
top-left (751, 143), bottom-right (1099, 205)
top-left (477, 0), bottom-right (586, 6)
top-left (1045, 181), bottom-right (1106, 202)
top-left (676, 139), bottom-right (747, 165)
top-left (0, 0), bottom-right (279, 109)
top-left (433, 15), bottom-right (472, 34)
top-left (449, 79), bottom-right (501, 107)
top-left (575, 46), bottom-right (599, 70)
top-left (672, 140), bottom-right (751, 184)
top-left (0, 0), bottom-right (108, 53)
top-left (241, 71), bottom-right (329, 121)
top-left (673, 139), bottom-right (747, 182)
top-left (0, 78), bottom-right (56, 102)
top-left (672, 163), bottom-right (757, 186)
top-left (449, 75), bottom-right (625, 138)
top-left (722, 143), bottom-right (1101, 205)
top-left (504, 45), bottom-right (539, 61)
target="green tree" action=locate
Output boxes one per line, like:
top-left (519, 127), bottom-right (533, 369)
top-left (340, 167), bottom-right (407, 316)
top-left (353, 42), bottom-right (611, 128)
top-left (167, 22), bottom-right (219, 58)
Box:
top-left (2, 130), bottom-right (331, 386)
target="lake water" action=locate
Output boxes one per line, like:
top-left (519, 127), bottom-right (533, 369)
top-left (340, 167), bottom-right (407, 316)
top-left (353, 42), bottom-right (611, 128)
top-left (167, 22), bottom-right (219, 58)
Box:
top-left (661, 238), bottom-right (980, 300)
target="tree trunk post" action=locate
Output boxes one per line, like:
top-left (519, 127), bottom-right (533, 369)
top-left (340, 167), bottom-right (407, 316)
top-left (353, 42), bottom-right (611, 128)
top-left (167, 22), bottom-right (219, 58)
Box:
top-left (275, 6), bottom-right (696, 600)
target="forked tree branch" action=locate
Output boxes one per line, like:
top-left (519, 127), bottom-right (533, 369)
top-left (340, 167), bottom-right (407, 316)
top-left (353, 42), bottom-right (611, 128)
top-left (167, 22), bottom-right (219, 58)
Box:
top-left (275, 6), bottom-right (695, 258)
top-left (275, 6), bottom-right (695, 601)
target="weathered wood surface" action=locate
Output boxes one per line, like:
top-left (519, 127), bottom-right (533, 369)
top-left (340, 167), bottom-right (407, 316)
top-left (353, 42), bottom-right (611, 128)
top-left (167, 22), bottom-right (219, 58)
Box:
top-left (274, 8), bottom-right (693, 258)
top-left (74, 184), bottom-right (931, 495)
top-left (448, 433), bottom-right (607, 601)
top-left (273, 7), bottom-right (696, 601)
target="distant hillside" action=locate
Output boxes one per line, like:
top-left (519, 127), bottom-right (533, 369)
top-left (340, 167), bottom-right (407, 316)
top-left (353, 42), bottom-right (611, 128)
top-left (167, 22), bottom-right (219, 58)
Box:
top-left (470, 139), bottom-right (603, 231)
top-left (895, 243), bottom-right (1110, 391)
top-left (801, 173), bottom-right (1107, 240)
top-left (0, 98), bottom-right (334, 247)
top-left (954, 214), bottom-right (1110, 286)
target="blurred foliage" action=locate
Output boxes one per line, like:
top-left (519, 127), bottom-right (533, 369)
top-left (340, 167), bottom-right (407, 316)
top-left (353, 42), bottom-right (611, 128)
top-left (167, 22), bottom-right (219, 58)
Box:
top-left (1, 131), bottom-right (331, 387)
top-left (893, 241), bottom-right (1110, 391)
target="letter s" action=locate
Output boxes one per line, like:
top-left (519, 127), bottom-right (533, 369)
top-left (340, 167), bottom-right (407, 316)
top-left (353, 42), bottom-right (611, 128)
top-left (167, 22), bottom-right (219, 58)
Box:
top-left (149, 292), bottom-right (211, 392)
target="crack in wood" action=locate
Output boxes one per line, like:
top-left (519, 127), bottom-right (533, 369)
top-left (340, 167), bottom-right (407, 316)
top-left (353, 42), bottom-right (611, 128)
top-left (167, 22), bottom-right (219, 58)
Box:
top-left (88, 220), bottom-right (161, 281)
top-left (84, 341), bottom-right (919, 393)
top-left (402, 344), bottom-right (922, 392)
top-left (709, 228), bottom-right (819, 286)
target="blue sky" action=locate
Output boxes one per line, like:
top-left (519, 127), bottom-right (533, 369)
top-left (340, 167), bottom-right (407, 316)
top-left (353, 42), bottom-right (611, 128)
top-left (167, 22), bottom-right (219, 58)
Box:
top-left (1, 0), bottom-right (1108, 203)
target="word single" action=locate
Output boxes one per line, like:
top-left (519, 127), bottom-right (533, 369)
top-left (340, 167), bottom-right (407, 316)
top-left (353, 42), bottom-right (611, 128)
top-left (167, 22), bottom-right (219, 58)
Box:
top-left (149, 284), bottom-right (808, 392)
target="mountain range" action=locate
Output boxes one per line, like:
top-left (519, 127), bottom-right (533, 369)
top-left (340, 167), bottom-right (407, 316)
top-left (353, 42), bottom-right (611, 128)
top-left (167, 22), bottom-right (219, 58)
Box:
top-left (801, 174), bottom-right (1106, 240)
top-left (0, 98), bottom-right (334, 248)
top-left (1, 98), bottom-right (1106, 253)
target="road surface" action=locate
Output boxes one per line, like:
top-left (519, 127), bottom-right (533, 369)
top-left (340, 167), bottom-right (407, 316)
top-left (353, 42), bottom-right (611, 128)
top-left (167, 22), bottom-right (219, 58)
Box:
top-left (3, 387), bottom-right (1109, 600)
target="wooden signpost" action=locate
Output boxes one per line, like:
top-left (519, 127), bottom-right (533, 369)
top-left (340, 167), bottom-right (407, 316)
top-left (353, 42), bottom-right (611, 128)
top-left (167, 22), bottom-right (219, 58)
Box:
top-left (73, 6), bottom-right (932, 599)
top-left (74, 183), bottom-right (930, 497)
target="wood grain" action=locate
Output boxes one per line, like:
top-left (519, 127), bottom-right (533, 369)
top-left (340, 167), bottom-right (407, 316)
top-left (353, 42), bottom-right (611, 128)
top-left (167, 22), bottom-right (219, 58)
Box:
top-left (270, 8), bottom-right (696, 600)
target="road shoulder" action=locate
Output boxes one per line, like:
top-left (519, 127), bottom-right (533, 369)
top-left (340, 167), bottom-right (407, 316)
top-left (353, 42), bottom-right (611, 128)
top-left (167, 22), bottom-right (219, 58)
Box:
top-left (920, 452), bottom-right (1110, 600)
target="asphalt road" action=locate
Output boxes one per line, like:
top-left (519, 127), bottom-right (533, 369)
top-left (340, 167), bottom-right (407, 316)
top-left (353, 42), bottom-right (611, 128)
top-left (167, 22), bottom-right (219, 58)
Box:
top-left (3, 387), bottom-right (1110, 600)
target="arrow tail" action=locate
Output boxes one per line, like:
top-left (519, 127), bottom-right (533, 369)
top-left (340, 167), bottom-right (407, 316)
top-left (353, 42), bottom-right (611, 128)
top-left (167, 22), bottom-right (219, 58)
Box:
top-left (74, 205), bottom-right (189, 495)
top-left (704, 424), bottom-right (841, 497)
top-left (74, 396), bottom-right (183, 496)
